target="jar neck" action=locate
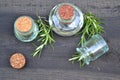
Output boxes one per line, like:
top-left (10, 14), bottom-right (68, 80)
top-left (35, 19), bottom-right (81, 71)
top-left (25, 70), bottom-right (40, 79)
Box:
top-left (15, 24), bottom-right (34, 36)
top-left (56, 3), bottom-right (75, 24)
top-left (76, 47), bottom-right (91, 65)
top-left (56, 12), bottom-right (75, 24)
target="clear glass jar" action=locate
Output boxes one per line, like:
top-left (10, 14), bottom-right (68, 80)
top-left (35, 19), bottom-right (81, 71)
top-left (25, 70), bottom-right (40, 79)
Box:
top-left (14, 16), bottom-right (39, 42)
top-left (49, 3), bottom-right (84, 36)
top-left (76, 34), bottom-right (109, 65)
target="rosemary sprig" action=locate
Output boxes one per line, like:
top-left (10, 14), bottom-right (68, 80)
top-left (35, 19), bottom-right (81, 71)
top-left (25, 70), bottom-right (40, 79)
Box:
top-left (78, 12), bottom-right (104, 46)
top-left (32, 16), bottom-right (55, 57)
top-left (69, 51), bottom-right (92, 67)
top-left (69, 52), bottom-right (85, 67)
top-left (69, 12), bottom-right (104, 67)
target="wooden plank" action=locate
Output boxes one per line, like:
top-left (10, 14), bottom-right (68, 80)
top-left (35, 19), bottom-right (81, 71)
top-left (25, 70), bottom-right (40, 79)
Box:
top-left (0, 68), bottom-right (120, 80)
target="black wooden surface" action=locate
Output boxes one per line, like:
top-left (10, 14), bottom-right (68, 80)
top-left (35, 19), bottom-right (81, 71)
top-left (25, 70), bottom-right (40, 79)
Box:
top-left (0, 0), bottom-right (120, 80)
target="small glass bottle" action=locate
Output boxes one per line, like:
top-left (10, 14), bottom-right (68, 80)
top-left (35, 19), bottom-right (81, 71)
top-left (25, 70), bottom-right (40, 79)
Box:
top-left (14, 16), bottom-right (39, 42)
top-left (76, 34), bottom-right (109, 65)
top-left (49, 3), bottom-right (84, 36)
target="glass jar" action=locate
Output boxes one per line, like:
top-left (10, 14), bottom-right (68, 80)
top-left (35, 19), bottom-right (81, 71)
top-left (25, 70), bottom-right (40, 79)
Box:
top-left (76, 34), bottom-right (109, 65)
top-left (14, 16), bottom-right (39, 42)
top-left (49, 3), bottom-right (84, 36)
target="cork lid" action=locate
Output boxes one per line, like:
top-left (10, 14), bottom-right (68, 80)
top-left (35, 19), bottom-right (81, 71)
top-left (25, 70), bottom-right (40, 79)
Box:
top-left (10, 53), bottom-right (26, 69)
top-left (15, 16), bottom-right (32, 32)
top-left (58, 4), bottom-right (74, 20)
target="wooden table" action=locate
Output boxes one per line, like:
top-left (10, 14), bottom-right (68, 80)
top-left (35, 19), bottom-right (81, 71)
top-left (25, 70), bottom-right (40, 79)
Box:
top-left (0, 0), bottom-right (120, 80)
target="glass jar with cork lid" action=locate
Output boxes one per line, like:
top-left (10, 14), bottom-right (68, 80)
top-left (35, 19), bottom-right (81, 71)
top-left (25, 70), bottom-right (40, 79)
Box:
top-left (14, 16), bottom-right (38, 42)
top-left (49, 3), bottom-right (84, 36)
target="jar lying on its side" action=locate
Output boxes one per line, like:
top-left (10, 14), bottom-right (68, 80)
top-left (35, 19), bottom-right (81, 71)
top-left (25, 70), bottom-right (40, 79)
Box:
top-left (14, 16), bottom-right (38, 42)
top-left (75, 34), bottom-right (109, 65)
top-left (49, 3), bottom-right (84, 36)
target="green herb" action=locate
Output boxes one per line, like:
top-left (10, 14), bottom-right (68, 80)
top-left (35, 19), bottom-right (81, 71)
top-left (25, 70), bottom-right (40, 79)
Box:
top-left (69, 51), bottom-right (92, 67)
top-left (78, 12), bottom-right (104, 46)
top-left (69, 52), bottom-right (85, 67)
top-left (32, 16), bottom-right (55, 57)
top-left (69, 12), bottom-right (104, 67)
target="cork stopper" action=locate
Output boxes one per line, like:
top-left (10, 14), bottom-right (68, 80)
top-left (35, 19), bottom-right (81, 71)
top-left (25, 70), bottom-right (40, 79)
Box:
top-left (58, 4), bottom-right (74, 20)
top-left (10, 53), bottom-right (26, 69)
top-left (15, 16), bottom-right (32, 32)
